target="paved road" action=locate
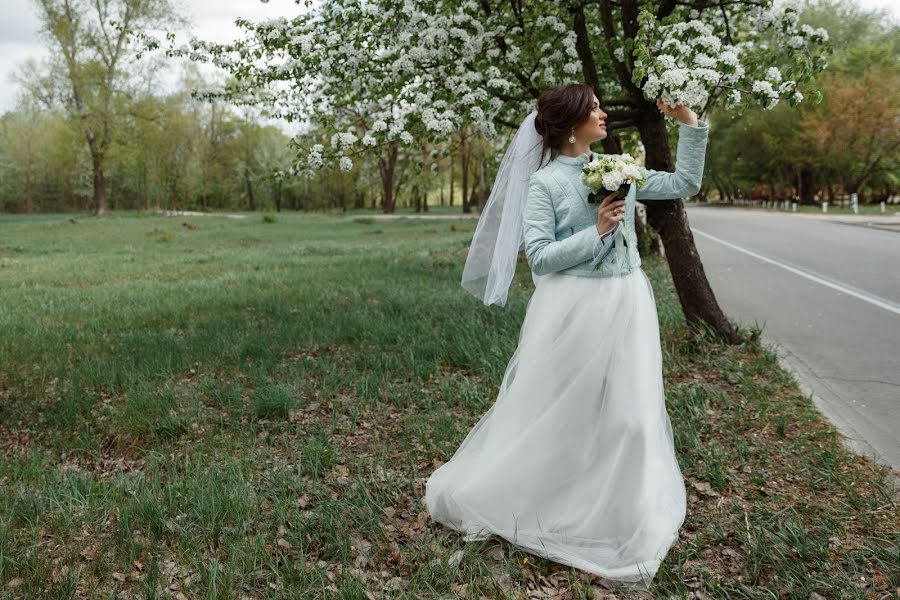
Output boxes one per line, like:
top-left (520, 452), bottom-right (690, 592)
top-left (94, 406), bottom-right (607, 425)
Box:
top-left (682, 206), bottom-right (900, 473)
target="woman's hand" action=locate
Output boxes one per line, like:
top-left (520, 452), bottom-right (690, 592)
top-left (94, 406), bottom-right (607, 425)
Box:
top-left (597, 190), bottom-right (625, 236)
top-left (656, 99), bottom-right (698, 126)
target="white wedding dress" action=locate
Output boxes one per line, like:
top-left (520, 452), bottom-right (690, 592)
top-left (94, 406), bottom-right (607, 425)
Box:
top-left (424, 267), bottom-right (686, 590)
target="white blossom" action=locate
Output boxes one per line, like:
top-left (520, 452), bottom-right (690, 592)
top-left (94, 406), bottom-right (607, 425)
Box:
top-left (752, 80), bottom-right (778, 98)
top-left (694, 53), bottom-right (716, 68)
top-left (635, 5), bottom-right (827, 111)
top-left (307, 146), bottom-right (324, 169)
top-left (330, 132), bottom-right (358, 150)
top-left (172, 0), bottom-right (832, 171)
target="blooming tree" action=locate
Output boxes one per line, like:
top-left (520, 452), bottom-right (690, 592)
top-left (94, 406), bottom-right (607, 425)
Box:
top-left (158, 0), bottom-right (832, 342)
top-left (163, 0), bottom-right (829, 174)
top-left (634, 2), bottom-right (830, 111)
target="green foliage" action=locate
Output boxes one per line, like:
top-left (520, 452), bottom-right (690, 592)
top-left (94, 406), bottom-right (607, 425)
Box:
top-left (0, 86), bottom-right (303, 212)
top-left (705, 0), bottom-right (899, 202)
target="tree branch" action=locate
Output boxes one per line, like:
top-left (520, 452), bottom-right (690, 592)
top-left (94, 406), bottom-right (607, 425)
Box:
top-left (597, 0), bottom-right (641, 96)
top-left (608, 118), bottom-right (637, 130)
top-left (606, 108), bottom-right (641, 120)
top-left (720, 4), bottom-right (734, 45)
top-left (621, 0), bottom-right (639, 41)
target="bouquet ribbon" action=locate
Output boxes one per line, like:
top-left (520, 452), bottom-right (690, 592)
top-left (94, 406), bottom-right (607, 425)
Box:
top-left (613, 227), bottom-right (628, 276)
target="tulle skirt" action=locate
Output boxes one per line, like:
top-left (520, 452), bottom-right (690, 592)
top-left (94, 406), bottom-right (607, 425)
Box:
top-left (425, 268), bottom-right (686, 590)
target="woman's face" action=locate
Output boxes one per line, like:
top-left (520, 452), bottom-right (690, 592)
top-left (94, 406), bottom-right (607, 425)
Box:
top-left (575, 95), bottom-right (607, 143)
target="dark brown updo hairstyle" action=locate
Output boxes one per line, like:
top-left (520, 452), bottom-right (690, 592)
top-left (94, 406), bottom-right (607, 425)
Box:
top-left (533, 83), bottom-right (596, 170)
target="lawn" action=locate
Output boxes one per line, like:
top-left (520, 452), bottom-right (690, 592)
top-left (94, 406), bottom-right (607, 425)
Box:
top-left (0, 211), bottom-right (896, 599)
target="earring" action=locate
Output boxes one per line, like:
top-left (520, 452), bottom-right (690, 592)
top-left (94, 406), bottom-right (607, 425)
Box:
top-left (568, 129), bottom-right (576, 144)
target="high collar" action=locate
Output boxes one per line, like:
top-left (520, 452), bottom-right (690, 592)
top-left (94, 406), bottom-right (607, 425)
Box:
top-left (554, 150), bottom-right (595, 167)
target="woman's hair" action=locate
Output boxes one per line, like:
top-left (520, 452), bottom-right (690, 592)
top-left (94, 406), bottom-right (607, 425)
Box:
top-left (533, 83), bottom-right (595, 170)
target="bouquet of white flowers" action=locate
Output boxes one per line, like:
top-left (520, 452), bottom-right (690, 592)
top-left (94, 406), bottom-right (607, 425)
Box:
top-left (581, 154), bottom-right (648, 204)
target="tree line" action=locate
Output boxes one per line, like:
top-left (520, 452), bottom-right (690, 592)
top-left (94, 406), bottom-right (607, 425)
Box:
top-left (0, 86), bottom-right (497, 214)
top-left (4, 0), bottom-right (894, 217)
top-left (704, 1), bottom-right (898, 205)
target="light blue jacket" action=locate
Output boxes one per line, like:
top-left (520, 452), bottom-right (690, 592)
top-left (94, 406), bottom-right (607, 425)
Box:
top-left (522, 119), bottom-right (709, 278)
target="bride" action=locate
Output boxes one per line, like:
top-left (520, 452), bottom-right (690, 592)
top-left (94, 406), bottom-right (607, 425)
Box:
top-left (424, 83), bottom-right (709, 590)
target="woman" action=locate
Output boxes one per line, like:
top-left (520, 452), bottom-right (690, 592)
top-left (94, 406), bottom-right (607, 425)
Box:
top-left (424, 83), bottom-right (709, 590)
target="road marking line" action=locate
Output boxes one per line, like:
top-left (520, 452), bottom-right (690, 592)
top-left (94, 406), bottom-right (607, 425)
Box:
top-left (691, 227), bottom-right (900, 317)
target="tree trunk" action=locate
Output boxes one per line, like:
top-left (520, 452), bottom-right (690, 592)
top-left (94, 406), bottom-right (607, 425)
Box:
top-left (244, 166), bottom-right (256, 211)
top-left (91, 149), bottom-right (107, 216)
top-left (449, 155), bottom-right (455, 207)
top-left (475, 148), bottom-right (487, 211)
top-left (637, 107), bottom-right (742, 344)
top-left (379, 142), bottom-right (399, 214)
top-left (141, 161), bottom-right (149, 211)
top-left (461, 132), bottom-right (472, 213)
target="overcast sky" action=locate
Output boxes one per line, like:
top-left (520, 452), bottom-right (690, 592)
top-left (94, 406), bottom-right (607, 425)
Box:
top-left (1, 0), bottom-right (898, 116)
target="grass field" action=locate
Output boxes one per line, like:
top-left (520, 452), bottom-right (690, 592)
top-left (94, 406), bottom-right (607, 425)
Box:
top-left (0, 211), bottom-right (897, 599)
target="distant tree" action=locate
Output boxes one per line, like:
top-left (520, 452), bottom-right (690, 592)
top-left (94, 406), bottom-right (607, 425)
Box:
top-left (704, 0), bottom-right (899, 204)
top-left (31, 0), bottom-right (179, 215)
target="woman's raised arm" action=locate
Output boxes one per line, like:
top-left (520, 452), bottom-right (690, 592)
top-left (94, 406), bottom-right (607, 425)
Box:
top-left (635, 119), bottom-right (710, 201)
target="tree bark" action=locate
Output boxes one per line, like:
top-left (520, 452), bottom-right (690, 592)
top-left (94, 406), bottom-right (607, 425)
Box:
top-left (638, 106), bottom-right (742, 344)
top-left (449, 153), bottom-right (455, 207)
top-left (475, 149), bottom-right (487, 211)
top-left (244, 166), bottom-right (256, 211)
top-left (571, 5), bottom-right (624, 156)
top-left (798, 168), bottom-right (815, 204)
top-left (90, 146), bottom-right (108, 215)
top-left (378, 141), bottom-right (399, 214)
top-left (461, 129), bottom-right (472, 213)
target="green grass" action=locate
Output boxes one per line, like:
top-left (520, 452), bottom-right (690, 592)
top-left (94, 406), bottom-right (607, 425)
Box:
top-left (0, 212), bottom-right (896, 598)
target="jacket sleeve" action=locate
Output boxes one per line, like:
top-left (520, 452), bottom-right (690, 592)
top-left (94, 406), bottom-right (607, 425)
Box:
top-left (635, 119), bottom-right (709, 201)
top-left (523, 175), bottom-right (611, 275)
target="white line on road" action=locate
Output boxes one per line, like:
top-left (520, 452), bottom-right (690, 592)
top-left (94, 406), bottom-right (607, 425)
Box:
top-left (691, 227), bottom-right (900, 317)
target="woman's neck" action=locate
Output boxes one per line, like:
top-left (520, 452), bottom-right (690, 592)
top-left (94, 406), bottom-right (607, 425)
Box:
top-left (558, 140), bottom-right (593, 158)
